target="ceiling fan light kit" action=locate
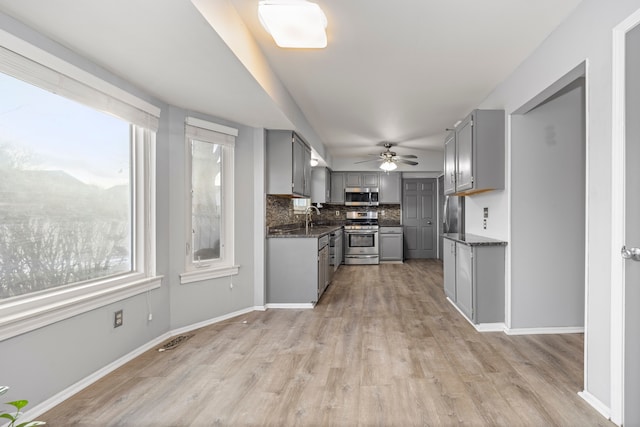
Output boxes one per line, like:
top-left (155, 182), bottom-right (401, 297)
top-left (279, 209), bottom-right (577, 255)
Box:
top-left (258, 0), bottom-right (328, 48)
top-left (379, 160), bottom-right (398, 171)
top-left (357, 143), bottom-right (419, 171)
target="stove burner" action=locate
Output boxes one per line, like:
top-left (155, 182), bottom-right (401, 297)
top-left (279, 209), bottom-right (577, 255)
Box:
top-left (344, 211), bottom-right (379, 230)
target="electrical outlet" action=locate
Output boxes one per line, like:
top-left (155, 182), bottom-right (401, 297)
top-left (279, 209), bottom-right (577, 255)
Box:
top-left (114, 309), bottom-right (123, 328)
top-left (483, 218), bottom-right (487, 230)
top-left (381, 210), bottom-right (385, 216)
top-left (335, 211), bottom-right (340, 216)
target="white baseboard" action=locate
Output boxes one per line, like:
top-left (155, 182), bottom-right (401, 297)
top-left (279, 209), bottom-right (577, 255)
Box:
top-left (578, 390), bottom-right (611, 421)
top-left (446, 297), bottom-right (504, 333)
top-left (505, 326), bottom-right (585, 335)
top-left (265, 303), bottom-right (314, 309)
top-left (19, 306), bottom-right (259, 423)
top-left (20, 331), bottom-right (172, 423)
top-left (475, 322), bottom-right (505, 332)
top-left (170, 307), bottom-right (255, 336)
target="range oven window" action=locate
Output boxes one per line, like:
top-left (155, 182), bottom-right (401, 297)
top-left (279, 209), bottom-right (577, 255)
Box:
top-left (348, 233), bottom-right (376, 248)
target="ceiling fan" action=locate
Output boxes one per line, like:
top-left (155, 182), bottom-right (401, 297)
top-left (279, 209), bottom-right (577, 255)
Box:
top-left (355, 143), bottom-right (419, 171)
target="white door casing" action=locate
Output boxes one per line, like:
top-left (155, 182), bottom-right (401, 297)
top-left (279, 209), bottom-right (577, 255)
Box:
top-left (611, 7), bottom-right (640, 426)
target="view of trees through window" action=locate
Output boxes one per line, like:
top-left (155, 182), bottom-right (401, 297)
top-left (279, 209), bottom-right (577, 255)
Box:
top-left (0, 72), bottom-right (132, 299)
top-left (191, 139), bottom-right (222, 263)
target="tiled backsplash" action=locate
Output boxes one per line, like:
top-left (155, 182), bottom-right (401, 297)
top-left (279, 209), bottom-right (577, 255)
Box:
top-left (266, 195), bottom-right (401, 229)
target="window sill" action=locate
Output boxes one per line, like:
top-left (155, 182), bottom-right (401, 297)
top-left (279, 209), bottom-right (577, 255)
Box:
top-left (180, 265), bottom-right (239, 284)
top-left (0, 275), bottom-right (163, 342)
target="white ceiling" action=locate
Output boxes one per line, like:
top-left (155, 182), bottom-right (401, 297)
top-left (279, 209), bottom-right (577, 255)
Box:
top-left (0, 0), bottom-right (583, 168)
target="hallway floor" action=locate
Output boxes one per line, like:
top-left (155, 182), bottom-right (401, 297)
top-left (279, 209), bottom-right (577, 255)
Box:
top-left (41, 260), bottom-right (612, 426)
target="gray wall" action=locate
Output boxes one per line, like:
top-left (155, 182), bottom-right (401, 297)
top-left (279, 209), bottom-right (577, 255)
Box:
top-left (511, 79), bottom-right (585, 329)
top-left (165, 106), bottom-right (257, 330)
top-left (467, 0), bottom-right (640, 406)
top-left (0, 13), bottom-right (260, 407)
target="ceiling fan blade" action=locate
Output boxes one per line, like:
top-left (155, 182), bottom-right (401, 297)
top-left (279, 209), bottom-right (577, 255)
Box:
top-left (396, 159), bottom-right (419, 166)
top-left (354, 158), bottom-right (383, 164)
top-left (394, 154), bottom-right (418, 159)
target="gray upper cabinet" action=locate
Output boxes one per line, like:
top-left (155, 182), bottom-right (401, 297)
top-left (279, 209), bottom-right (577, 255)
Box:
top-left (330, 172), bottom-right (345, 203)
top-left (266, 130), bottom-right (312, 197)
top-left (362, 173), bottom-right (379, 187)
top-left (445, 109), bottom-right (505, 196)
top-left (379, 172), bottom-right (401, 204)
top-left (311, 167), bottom-right (331, 204)
top-left (443, 131), bottom-right (456, 195)
top-left (345, 172), bottom-right (379, 188)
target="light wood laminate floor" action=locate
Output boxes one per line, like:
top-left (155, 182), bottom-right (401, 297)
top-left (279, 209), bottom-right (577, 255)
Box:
top-left (41, 260), bottom-right (612, 426)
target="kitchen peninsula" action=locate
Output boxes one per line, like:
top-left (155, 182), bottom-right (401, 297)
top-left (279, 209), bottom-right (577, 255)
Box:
top-left (266, 224), bottom-right (342, 307)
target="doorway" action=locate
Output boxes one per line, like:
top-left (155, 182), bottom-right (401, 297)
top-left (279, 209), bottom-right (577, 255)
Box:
top-left (510, 64), bottom-right (587, 331)
top-left (611, 11), bottom-right (640, 426)
top-left (403, 178), bottom-right (437, 259)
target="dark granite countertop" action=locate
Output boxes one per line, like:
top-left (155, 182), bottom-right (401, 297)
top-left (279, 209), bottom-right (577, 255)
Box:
top-left (267, 224), bottom-right (343, 238)
top-left (442, 233), bottom-right (507, 246)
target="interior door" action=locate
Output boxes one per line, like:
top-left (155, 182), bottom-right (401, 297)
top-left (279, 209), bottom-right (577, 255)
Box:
top-left (623, 22), bottom-right (640, 426)
top-left (403, 178), bottom-right (436, 258)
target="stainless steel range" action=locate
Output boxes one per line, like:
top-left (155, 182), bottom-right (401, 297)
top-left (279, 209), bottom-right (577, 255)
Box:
top-left (344, 211), bottom-right (379, 265)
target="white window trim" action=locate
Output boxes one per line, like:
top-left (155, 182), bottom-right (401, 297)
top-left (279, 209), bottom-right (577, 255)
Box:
top-left (0, 38), bottom-right (162, 341)
top-left (0, 129), bottom-right (161, 341)
top-left (180, 118), bottom-right (238, 284)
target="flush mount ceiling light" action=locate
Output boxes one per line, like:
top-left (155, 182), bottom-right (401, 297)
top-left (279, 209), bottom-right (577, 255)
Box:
top-left (309, 158), bottom-right (319, 167)
top-left (379, 160), bottom-right (397, 172)
top-left (258, 0), bottom-right (328, 48)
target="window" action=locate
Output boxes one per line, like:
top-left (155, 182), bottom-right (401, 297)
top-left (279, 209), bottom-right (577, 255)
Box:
top-left (180, 117), bottom-right (237, 284)
top-left (0, 43), bottom-right (160, 340)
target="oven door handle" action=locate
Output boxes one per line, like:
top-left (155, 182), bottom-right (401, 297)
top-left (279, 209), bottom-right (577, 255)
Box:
top-left (345, 230), bottom-right (378, 234)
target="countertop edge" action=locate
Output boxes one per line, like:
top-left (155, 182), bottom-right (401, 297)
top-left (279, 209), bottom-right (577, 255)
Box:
top-left (267, 224), bottom-right (343, 239)
top-left (442, 233), bottom-right (507, 246)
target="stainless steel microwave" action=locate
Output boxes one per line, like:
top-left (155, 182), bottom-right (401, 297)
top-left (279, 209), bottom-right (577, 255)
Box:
top-left (344, 187), bottom-right (379, 206)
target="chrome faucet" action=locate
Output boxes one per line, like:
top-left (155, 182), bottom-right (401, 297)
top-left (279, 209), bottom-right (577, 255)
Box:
top-left (305, 205), bottom-right (320, 234)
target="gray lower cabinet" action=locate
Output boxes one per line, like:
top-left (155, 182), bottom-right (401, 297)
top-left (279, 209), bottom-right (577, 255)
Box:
top-left (267, 237), bottom-right (330, 305)
top-left (443, 238), bottom-right (456, 300)
top-left (443, 237), bottom-right (505, 325)
top-left (456, 244), bottom-right (473, 320)
top-left (380, 226), bottom-right (403, 262)
top-left (330, 229), bottom-right (343, 272)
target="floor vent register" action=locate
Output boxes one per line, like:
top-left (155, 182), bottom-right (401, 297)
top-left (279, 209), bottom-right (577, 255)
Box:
top-left (158, 334), bottom-right (194, 352)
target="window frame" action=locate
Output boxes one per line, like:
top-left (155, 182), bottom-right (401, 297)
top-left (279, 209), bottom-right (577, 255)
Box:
top-left (180, 117), bottom-right (238, 284)
top-left (0, 36), bottom-right (162, 341)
